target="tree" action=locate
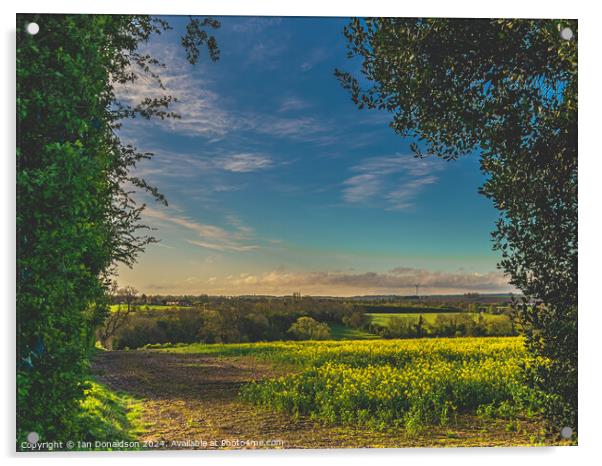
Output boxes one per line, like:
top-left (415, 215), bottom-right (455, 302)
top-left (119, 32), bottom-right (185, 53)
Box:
top-left (288, 317), bottom-right (332, 340)
top-left (97, 286), bottom-right (138, 349)
top-left (342, 310), bottom-right (368, 329)
top-left (336, 18), bottom-right (577, 433)
top-left (414, 315), bottom-right (426, 338)
top-left (17, 14), bottom-right (219, 443)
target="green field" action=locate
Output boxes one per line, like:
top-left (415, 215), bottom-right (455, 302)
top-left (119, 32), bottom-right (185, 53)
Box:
top-left (110, 304), bottom-right (192, 312)
top-left (368, 312), bottom-right (510, 327)
top-left (359, 304), bottom-right (460, 314)
top-left (329, 323), bottom-right (379, 340)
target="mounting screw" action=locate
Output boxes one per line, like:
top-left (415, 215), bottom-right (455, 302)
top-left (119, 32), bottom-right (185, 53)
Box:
top-left (25, 22), bottom-right (39, 35)
top-left (560, 27), bottom-right (573, 41)
top-left (560, 426), bottom-right (573, 439)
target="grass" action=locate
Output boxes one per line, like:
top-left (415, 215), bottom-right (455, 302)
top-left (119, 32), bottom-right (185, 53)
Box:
top-left (72, 380), bottom-right (146, 450)
top-left (368, 312), bottom-right (510, 327)
top-left (329, 323), bottom-right (379, 340)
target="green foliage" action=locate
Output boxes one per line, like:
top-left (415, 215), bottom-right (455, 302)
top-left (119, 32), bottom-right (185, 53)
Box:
top-left (341, 310), bottom-right (369, 328)
top-left (102, 299), bottom-right (365, 348)
top-left (368, 312), bottom-right (516, 338)
top-left (336, 18), bottom-right (577, 431)
top-left (73, 381), bottom-right (145, 449)
top-left (288, 316), bottom-right (332, 340)
top-left (111, 308), bottom-right (203, 349)
top-left (329, 323), bottom-right (379, 340)
top-left (17, 13), bottom-right (219, 442)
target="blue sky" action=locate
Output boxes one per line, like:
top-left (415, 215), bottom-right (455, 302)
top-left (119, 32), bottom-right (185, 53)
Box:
top-left (116, 16), bottom-right (513, 296)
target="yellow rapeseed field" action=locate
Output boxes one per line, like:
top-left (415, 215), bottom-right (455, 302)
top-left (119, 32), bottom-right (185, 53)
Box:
top-left (233, 337), bottom-right (543, 432)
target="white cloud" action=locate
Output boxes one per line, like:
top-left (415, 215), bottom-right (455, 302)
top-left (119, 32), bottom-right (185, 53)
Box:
top-left (154, 242), bottom-right (175, 250)
top-left (123, 147), bottom-right (273, 183)
top-left (278, 96), bottom-right (311, 112)
top-left (386, 176), bottom-right (438, 210)
top-left (114, 61), bottom-right (233, 139)
top-left (342, 174), bottom-right (381, 203)
top-left (187, 239), bottom-right (260, 253)
top-left (114, 44), bottom-right (333, 144)
top-left (144, 206), bottom-right (260, 253)
top-left (214, 153), bottom-right (273, 172)
top-left (342, 155), bottom-right (445, 210)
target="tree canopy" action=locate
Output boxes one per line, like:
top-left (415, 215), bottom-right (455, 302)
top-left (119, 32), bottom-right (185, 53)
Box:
top-left (335, 18), bottom-right (577, 431)
top-left (16, 13), bottom-right (219, 443)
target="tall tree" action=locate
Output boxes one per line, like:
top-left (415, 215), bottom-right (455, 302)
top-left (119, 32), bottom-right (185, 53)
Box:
top-left (335, 18), bottom-right (577, 432)
top-left (17, 14), bottom-right (219, 443)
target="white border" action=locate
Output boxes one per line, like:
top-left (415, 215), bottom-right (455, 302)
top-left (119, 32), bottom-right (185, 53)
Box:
top-left (2, 1), bottom-right (601, 465)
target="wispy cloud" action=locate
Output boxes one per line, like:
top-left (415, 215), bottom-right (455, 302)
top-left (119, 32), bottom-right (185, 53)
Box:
top-left (300, 47), bottom-right (329, 71)
top-left (230, 18), bottom-right (288, 67)
top-left (115, 56), bottom-right (332, 144)
top-left (144, 206), bottom-right (260, 253)
top-left (231, 17), bottom-right (283, 34)
top-left (343, 155), bottom-right (445, 210)
top-left (248, 40), bottom-right (287, 65)
top-left (386, 176), bottom-right (439, 210)
top-left (115, 41), bottom-right (386, 150)
top-left (214, 153), bottom-right (273, 172)
top-left (187, 239), bottom-right (260, 252)
top-left (127, 149), bottom-right (273, 179)
top-left (115, 72), bottom-right (232, 139)
top-left (278, 96), bottom-right (312, 112)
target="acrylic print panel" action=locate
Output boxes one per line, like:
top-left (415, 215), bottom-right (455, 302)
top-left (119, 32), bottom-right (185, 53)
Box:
top-left (16, 14), bottom-right (577, 451)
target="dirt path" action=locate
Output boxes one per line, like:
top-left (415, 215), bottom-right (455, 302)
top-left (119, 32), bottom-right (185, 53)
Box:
top-left (92, 350), bottom-right (550, 449)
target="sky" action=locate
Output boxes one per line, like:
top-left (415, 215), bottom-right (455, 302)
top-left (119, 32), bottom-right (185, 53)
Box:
top-left (115, 16), bottom-right (514, 297)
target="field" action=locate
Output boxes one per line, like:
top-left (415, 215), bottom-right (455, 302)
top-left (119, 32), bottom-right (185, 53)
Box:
top-left (90, 336), bottom-right (568, 449)
top-left (368, 312), bottom-right (510, 327)
top-left (329, 323), bottom-right (379, 340)
top-left (110, 304), bottom-right (192, 312)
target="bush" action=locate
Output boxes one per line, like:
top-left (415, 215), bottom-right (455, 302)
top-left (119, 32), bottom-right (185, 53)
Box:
top-left (288, 317), bottom-right (332, 340)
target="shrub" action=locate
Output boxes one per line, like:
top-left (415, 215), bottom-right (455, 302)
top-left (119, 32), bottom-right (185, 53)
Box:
top-left (288, 317), bottom-right (332, 340)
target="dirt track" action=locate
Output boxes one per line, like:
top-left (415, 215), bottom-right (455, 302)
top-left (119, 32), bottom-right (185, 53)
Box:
top-left (92, 350), bottom-right (550, 449)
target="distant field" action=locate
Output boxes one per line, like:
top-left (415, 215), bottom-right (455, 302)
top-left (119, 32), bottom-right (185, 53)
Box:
top-left (368, 312), bottom-right (509, 327)
top-left (110, 304), bottom-right (192, 312)
top-left (329, 323), bottom-right (379, 340)
top-left (358, 304), bottom-right (460, 314)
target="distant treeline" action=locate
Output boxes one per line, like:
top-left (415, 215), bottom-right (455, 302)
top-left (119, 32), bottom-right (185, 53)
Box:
top-left (98, 295), bottom-right (518, 349)
top-left (368, 314), bottom-right (518, 339)
top-left (100, 299), bottom-right (355, 350)
top-left (111, 293), bottom-right (513, 309)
